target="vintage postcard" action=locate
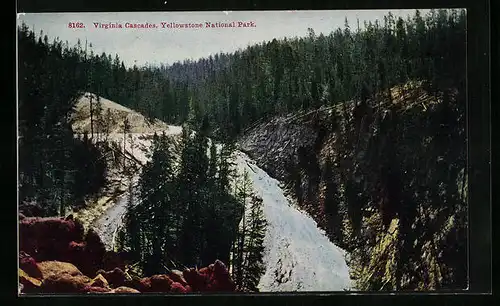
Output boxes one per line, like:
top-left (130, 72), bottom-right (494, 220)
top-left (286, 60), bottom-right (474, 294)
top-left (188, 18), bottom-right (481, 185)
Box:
top-left (17, 9), bottom-right (468, 294)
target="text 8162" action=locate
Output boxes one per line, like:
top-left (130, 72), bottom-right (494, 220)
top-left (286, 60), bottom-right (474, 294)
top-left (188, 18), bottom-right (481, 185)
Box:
top-left (68, 22), bottom-right (85, 29)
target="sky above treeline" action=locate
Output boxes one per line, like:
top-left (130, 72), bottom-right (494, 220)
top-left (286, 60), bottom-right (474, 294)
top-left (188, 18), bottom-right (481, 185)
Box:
top-left (17, 10), bottom-right (436, 68)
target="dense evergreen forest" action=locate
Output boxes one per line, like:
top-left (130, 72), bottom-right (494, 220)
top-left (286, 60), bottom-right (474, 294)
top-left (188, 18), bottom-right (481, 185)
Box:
top-left (17, 17), bottom-right (267, 288)
top-left (19, 9), bottom-right (465, 142)
top-left (18, 24), bottom-right (109, 217)
top-left (117, 130), bottom-right (266, 289)
top-left (18, 8), bottom-right (466, 291)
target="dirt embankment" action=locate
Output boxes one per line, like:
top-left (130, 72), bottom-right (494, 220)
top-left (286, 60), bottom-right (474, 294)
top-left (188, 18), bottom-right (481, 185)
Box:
top-left (72, 92), bottom-right (170, 135)
top-left (238, 81), bottom-right (467, 290)
top-left (67, 93), bottom-right (182, 237)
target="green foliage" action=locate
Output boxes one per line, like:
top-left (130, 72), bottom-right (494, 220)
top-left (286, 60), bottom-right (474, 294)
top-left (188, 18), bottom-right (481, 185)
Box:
top-left (72, 132), bottom-right (108, 207)
top-left (231, 170), bottom-right (267, 292)
top-left (313, 83), bottom-right (467, 290)
top-left (118, 133), bottom-right (265, 286)
top-left (19, 9), bottom-right (466, 141)
top-left (121, 133), bottom-right (177, 274)
top-left (119, 131), bottom-right (247, 275)
top-left (18, 7), bottom-right (466, 289)
top-left (231, 170), bottom-right (252, 287)
top-left (242, 195), bottom-right (267, 291)
top-left (18, 24), bottom-right (108, 217)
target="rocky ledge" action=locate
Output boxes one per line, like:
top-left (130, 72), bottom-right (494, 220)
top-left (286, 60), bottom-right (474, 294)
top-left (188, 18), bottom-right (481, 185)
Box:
top-left (19, 215), bottom-right (236, 294)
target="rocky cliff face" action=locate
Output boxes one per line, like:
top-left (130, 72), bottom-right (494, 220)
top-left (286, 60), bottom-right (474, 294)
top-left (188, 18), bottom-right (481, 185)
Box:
top-left (240, 117), bottom-right (318, 182)
top-left (18, 216), bottom-right (236, 294)
top-left (238, 82), bottom-right (467, 290)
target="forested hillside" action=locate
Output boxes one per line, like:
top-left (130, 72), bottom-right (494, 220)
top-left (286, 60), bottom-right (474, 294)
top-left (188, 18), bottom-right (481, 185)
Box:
top-left (239, 81), bottom-right (467, 290)
top-left (18, 8), bottom-right (466, 292)
top-left (19, 9), bottom-right (465, 140)
top-left (18, 20), bottom-right (266, 290)
top-left (18, 25), bottom-right (108, 217)
top-left (160, 9), bottom-right (465, 138)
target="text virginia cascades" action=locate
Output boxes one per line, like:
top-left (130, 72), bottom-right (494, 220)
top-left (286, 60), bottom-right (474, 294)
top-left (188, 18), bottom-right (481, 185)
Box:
top-left (91, 21), bottom-right (257, 29)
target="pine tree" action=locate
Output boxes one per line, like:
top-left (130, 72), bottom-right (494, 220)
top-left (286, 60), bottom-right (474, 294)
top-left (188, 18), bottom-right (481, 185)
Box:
top-left (231, 170), bottom-right (251, 288)
top-left (18, 24), bottom-right (108, 216)
top-left (201, 140), bottom-right (221, 265)
top-left (102, 108), bottom-right (115, 142)
top-left (122, 116), bottom-right (131, 168)
top-left (242, 195), bottom-right (267, 291)
top-left (18, 10), bottom-right (468, 288)
top-left (68, 9), bottom-right (464, 139)
top-left (123, 174), bottom-right (142, 262)
top-left (177, 126), bottom-right (210, 267)
top-left (86, 43), bottom-right (96, 138)
top-left (230, 169), bottom-right (267, 292)
top-left (94, 95), bottom-right (104, 142)
top-left (130, 132), bottom-right (177, 275)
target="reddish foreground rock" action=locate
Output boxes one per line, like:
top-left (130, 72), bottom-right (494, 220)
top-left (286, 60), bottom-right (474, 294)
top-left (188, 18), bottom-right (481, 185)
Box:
top-left (89, 274), bottom-right (110, 289)
top-left (19, 260), bottom-right (236, 294)
top-left (19, 251), bottom-right (42, 279)
top-left (110, 286), bottom-right (140, 293)
top-left (19, 216), bottom-right (237, 294)
top-left (83, 286), bottom-right (112, 293)
top-left (180, 260), bottom-right (235, 292)
top-left (73, 229), bottom-right (107, 277)
top-left (37, 261), bottom-right (83, 279)
top-left (19, 269), bottom-right (42, 293)
top-left (41, 273), bottom-right (92, 293)
top-left (19, 215), bottom-right (85, 262)
top-left (169, 269), bottom-right (188, 286)
top-left (95, 267), bottom-right (130, 288)
top-left (19, 216), bottom-right (116, 277)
